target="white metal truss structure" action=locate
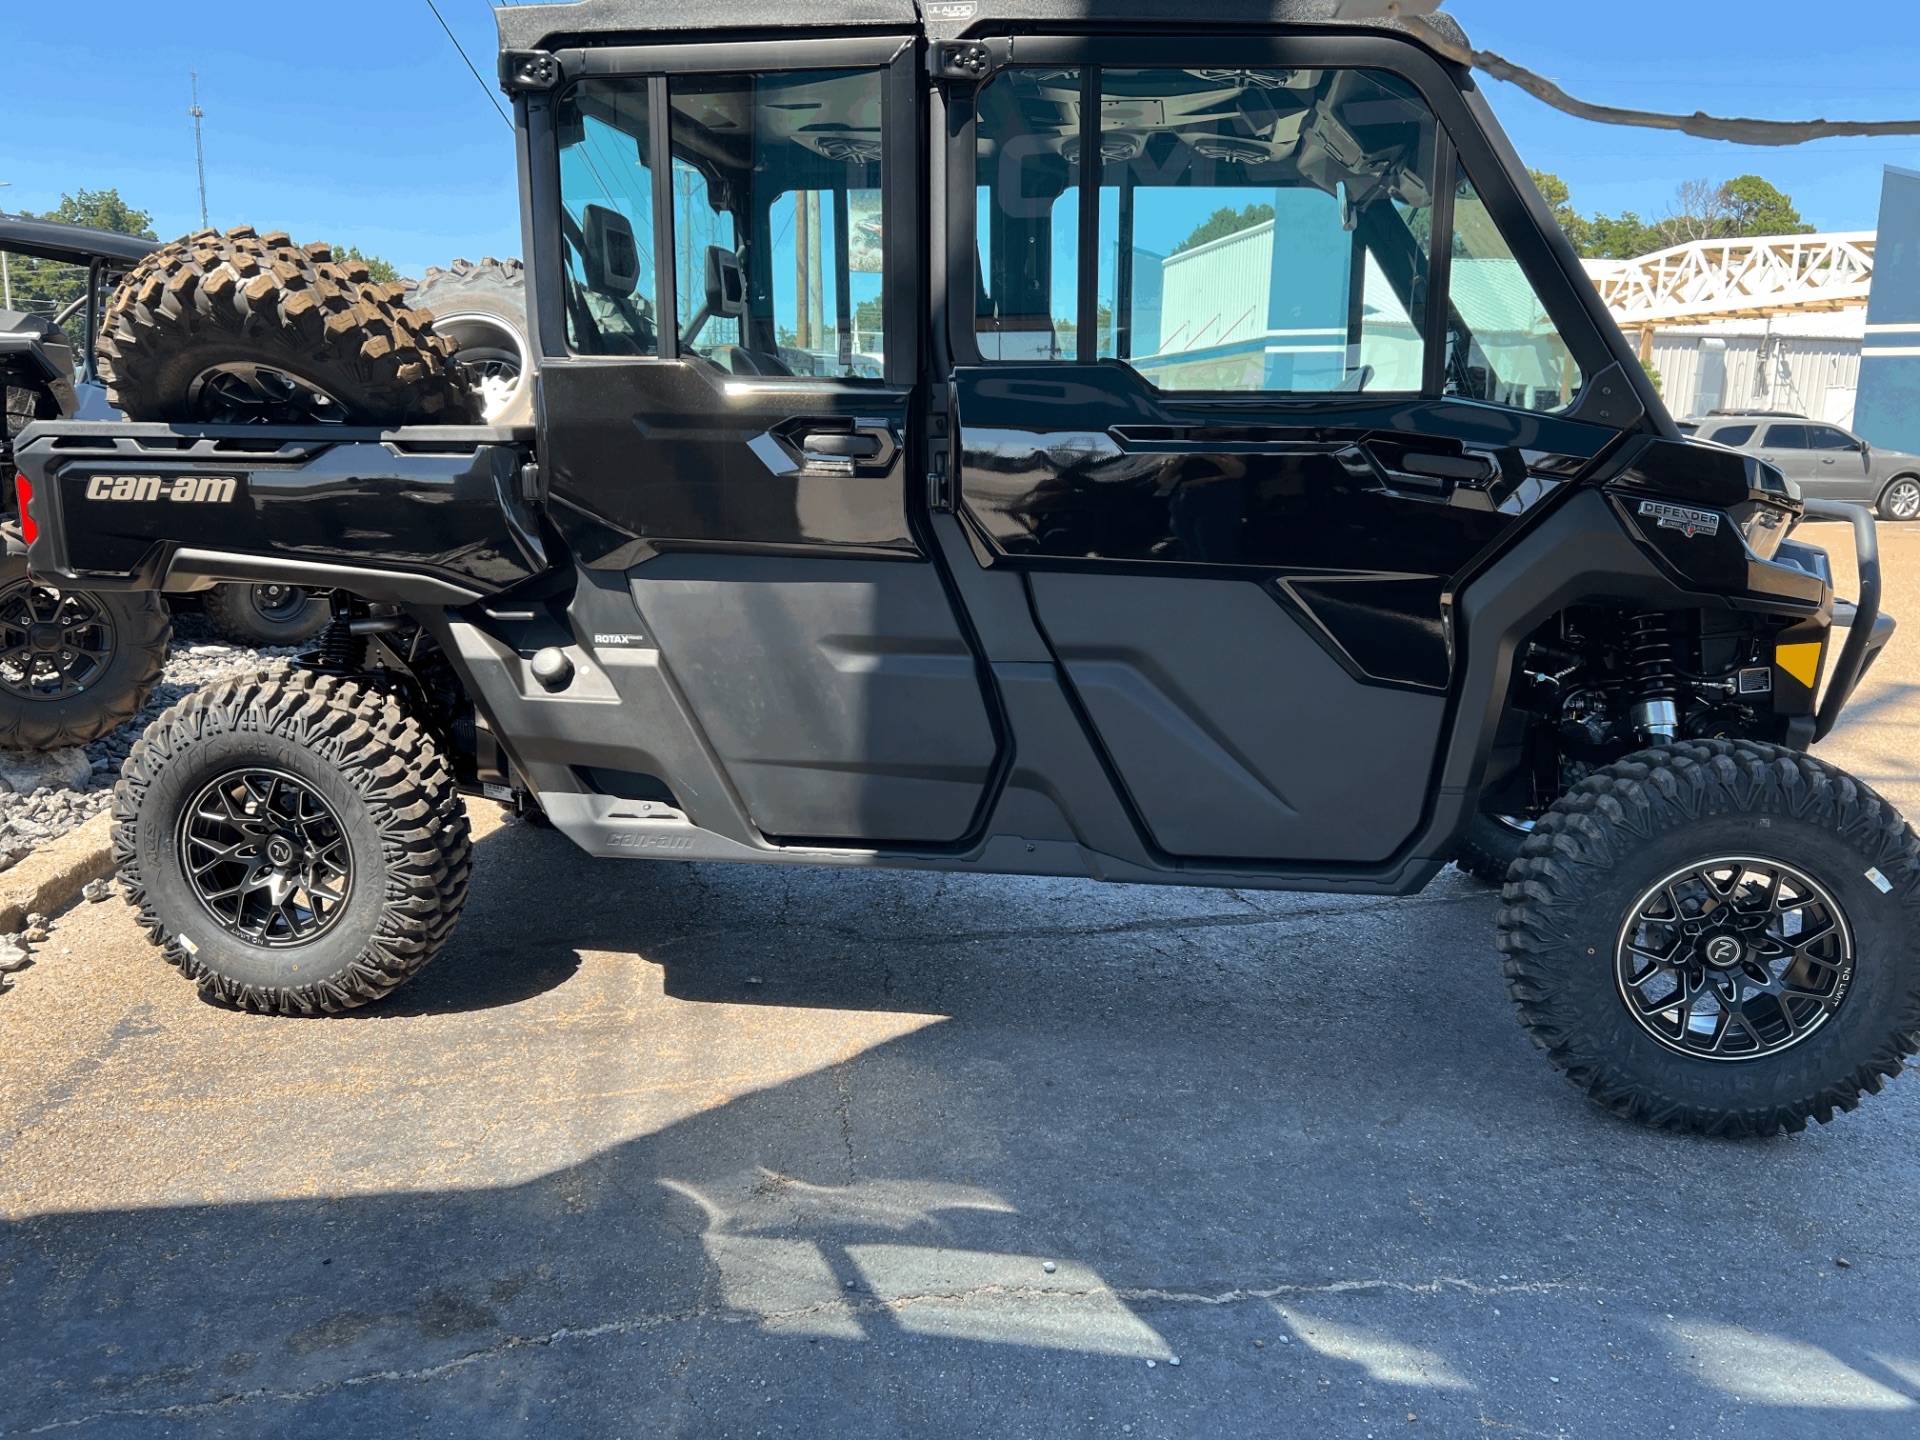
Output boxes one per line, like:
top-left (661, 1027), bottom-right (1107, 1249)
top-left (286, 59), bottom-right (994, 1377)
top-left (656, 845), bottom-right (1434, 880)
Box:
top-left (1585, 232), bottom-right (1877, 327)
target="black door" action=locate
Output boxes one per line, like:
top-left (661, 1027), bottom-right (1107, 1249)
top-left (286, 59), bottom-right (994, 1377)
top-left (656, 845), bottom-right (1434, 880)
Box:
top-left (534, 41), bottom-right (999, 845)
top-left (947, 40), bottom-right (1627, 864)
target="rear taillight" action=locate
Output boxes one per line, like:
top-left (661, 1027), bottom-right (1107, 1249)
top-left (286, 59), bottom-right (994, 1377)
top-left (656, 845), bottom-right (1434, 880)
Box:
top-left (14, 474), bottom-right (36, 546)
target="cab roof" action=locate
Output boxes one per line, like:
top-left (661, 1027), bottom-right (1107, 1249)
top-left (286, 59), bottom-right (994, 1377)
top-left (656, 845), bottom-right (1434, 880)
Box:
top-left (495, 1), bottom-right (1469, 54)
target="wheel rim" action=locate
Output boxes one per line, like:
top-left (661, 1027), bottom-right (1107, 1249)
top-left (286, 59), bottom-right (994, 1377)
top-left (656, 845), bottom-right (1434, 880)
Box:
top-left (1614, 856), bottom-right (1856, 1062)
top-left (1885, 480), bottom-right (1920, 521)
top-left (249, 583), bottom-right (312, 623)
top-left (186, 363), bottom-right (349, 425)
top-left (430, 311), bottom-right (527, 423)
top-left (178, 768), bottom-right (354, 947)
top-left (0, 575), bottom-right (118, 700)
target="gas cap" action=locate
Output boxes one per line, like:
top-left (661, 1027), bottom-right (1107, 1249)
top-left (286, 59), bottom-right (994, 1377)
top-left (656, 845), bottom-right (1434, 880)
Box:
top-left (529, 647), bottom-right (575, 693)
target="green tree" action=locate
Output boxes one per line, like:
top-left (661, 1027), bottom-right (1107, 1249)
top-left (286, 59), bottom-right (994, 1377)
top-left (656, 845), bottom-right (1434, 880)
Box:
top-left (2, 188), bottom-right (156, 318)
top-left (1720, 175), bottom-right (1815, 238)
top-left (1529, 171), bottom-right (1814, 261)
top-left (331, 244), bottom-right (400, 285)
top-left (1174, 203), bottom-right (1275, 254)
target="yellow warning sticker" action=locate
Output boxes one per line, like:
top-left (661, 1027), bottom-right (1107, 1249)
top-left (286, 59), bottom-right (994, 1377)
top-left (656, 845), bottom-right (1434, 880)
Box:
top-left (1776, 642), bottom-right (1823, 689)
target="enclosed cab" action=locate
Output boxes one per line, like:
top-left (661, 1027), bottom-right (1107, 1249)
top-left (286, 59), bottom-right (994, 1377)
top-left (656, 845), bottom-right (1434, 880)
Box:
top-left (14, 1), bottom-right (1915, 1137)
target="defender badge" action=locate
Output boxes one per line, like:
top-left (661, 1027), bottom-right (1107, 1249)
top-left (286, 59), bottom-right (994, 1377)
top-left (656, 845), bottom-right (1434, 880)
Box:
top-left (1638, 500), bottom-right (1721, 538)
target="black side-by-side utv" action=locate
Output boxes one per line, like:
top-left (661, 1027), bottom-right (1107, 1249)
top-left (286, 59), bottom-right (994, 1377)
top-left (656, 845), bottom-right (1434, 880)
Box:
top-left (16, 0), bottom-right (1917, 1136)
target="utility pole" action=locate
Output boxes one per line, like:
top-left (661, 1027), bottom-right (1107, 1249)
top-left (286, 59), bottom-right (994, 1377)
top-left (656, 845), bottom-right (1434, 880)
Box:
top-left (0, 182), bottom-right (12, 310)
top-left (190, 72), bottom-right (209, 230)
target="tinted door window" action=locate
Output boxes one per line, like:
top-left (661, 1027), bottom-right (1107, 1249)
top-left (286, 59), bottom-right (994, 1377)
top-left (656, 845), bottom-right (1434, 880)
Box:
top-left (1445, 166), bottom-right (1584, 413)
top-left (1808, 425), bottom-right (1858, 451)
top-left (1710, 424), bottom-right (1756, 447)
top-left (557, 82), bottom-right (661, 356)
top-left (1091, 68), bottom-right (1437, 394)
top-left (1764, 424), bottom-right (1809, 448)
top-left (669, 69), bottom-right (888, 379)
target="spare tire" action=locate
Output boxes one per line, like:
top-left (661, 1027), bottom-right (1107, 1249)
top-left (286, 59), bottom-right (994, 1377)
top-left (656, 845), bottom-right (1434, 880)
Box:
top-left (406, 258), bottom-right (531, 426)
top-left (98, 227), bottom-right (475, 427)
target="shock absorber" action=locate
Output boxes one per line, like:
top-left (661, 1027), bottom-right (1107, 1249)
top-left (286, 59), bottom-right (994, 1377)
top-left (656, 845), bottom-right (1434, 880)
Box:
top-left (1627, 612), bottom-right (1679, 743)
top-left (311, 593), bottom-right (368, 672)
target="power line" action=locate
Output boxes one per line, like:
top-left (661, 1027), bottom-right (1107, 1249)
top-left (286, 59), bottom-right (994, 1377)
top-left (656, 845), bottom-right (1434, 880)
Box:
top-left (425, 0), bottom-right (510, 129)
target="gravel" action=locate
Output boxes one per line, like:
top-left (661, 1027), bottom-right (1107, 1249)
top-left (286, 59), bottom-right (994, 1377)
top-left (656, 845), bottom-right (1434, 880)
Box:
top-left (0, 613), bottom-right (297, 869)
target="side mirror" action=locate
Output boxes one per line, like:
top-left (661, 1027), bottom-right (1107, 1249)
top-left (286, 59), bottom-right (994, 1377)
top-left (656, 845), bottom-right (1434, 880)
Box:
top-left (581, 203), bottom-right (641, 297)
top-left (1859, 437), bottom-right (1872, 453)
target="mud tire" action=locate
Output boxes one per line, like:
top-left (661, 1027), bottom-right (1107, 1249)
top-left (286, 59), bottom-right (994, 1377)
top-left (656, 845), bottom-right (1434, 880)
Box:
top-left (406, 258), bottom-right (531, 425)
top-left (0, 550), bottom-right (170, 750)
top-left (202, 582), bottom-right (332, 647)
top-left (1454, 812), bottom-right (1529, 886)
top-left (98, 227), bottom-right (475, 426)
top-left (1497, 740), bottom-right (1920, 1137)
top-left (114, 669), bottom-right (472, 1014)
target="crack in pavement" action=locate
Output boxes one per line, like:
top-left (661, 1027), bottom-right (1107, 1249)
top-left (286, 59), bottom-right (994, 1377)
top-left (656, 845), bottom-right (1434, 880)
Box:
top-left (9, 1274), bottom-right (1566, 1435)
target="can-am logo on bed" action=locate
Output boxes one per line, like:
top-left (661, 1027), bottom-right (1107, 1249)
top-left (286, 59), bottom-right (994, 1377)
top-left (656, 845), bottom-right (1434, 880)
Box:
top-left (83, 474), bottom-right (239, 504)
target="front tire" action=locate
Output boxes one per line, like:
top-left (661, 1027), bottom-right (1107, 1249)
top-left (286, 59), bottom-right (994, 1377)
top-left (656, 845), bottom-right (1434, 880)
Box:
top-left (113, 669), bottom-right (472, 1013)
top-left (1497, 741), bottom-right (1920, 1136)
top-left (1877, 475), bottom-right (1920, 523)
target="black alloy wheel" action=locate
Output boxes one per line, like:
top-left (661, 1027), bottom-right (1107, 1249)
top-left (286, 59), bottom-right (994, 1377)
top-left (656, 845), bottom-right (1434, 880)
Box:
top-left (1615, 857), bottom-right (1855, 1061)
top-left (250, 584), bottom-right (314, 626)
top-left (178, 768), bottom-right (353, 946)
top-left (186, 363), bottom-right (349, 426)
top-left (0, 576), bottom-right (118, 701)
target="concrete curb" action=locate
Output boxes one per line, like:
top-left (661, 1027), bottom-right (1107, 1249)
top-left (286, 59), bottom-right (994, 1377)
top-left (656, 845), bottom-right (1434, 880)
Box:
top-left (0, 812), bottom-right (116, 935)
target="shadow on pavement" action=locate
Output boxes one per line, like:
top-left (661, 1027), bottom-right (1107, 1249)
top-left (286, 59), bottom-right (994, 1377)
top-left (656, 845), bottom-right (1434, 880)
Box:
top-left (6, 823), bottom-right (1920, 1436)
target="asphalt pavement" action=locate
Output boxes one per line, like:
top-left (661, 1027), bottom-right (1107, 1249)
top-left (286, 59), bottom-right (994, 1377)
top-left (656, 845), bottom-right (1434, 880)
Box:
top-left (3, 522), bottom-right (1920, 1439)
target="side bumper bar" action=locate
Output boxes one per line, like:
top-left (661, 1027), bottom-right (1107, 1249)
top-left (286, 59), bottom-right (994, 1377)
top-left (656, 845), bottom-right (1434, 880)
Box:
top-left (1803, 499), bottom-right (1887, 742)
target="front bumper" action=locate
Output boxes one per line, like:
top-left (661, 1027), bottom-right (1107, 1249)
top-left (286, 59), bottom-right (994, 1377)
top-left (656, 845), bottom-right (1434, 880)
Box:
top-left (1802, 499), bottom-right (1893, 741)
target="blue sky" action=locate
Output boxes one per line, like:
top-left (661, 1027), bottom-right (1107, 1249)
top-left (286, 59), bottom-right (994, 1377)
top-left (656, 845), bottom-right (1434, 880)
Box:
top-left (5, 0), bottom-right (1918, 278)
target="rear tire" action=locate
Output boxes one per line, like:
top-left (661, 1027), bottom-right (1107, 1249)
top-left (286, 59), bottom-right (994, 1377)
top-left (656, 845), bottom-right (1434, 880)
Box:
top-left (1497, 741), bottom-right (1920, 1136)
top-left (113, 669), bottom-right (472, 1014)
top-left (99, 227), bottom-right (474, 427)
top-left (1877, 475), bottom-right (1920, 523)
top-left (202, 582), bottom-right (332, 647)
top-left (0, 551), bottom-right (170, 750)
top-left (1454, 812), bottom-right (1531, 886)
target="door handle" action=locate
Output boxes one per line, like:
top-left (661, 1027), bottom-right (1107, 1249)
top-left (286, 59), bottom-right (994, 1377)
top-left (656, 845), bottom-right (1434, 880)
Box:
top-left (1400, 451), bottom-right (1499, 484)
top-left (799, 430), bottom-right (883, 459)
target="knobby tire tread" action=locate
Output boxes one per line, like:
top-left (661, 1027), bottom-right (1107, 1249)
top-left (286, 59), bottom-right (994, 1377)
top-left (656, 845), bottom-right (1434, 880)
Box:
top-left (1495, 739), bottom-right (1920, 1137)
top-left (98, 226), bottom-right (475, 425)
top-left (113, 667), bottom-right (473, 1014)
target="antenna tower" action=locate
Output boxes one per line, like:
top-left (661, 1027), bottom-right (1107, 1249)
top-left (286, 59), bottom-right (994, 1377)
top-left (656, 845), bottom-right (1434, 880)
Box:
top-left (190, 72), bottom-right (209, 229)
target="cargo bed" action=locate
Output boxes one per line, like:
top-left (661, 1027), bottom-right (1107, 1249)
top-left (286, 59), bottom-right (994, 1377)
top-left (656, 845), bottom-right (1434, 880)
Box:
top-left (16, 420), bottom-right (543, 606)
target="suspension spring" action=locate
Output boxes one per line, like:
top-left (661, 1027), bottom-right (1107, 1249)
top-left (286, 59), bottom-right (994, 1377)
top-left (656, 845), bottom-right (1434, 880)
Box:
top-left (1626, 612), bottom-right (1679, 742)
top-left (313, 619), bottom-right (367, 672)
